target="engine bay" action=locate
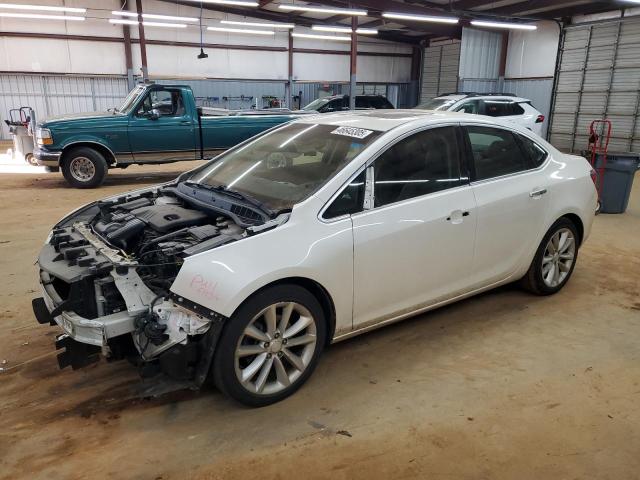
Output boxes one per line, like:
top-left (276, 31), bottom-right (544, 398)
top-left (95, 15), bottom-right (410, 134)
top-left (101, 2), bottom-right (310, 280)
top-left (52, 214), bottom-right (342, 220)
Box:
top-left (91, 192), bottom-right (245, 298)
top-left (36, 182), bottom-right (289, 379)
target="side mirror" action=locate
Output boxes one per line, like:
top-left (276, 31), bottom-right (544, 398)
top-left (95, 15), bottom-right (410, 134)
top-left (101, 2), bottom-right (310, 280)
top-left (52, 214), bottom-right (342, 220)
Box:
top-left (146, 108), bottom-right (160, 120)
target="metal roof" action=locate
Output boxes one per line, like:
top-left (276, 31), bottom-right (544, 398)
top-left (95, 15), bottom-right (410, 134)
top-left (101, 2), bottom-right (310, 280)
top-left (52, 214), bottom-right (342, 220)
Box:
top-left (163, 1), bottom-right (636, 44)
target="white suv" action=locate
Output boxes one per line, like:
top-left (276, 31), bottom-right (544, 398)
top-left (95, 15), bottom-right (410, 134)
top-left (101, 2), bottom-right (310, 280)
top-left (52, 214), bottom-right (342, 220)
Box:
top-left (417, 93), bottom-right (545, 136)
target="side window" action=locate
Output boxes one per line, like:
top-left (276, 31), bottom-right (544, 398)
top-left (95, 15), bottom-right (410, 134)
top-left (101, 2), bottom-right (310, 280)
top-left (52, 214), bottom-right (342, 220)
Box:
top-left (455, 100), bottom-right (481, 114)
top-left (372, 126), bottom-right (463, 208)
top-left (324, 170), bottom-right (365, 219)
top-left (466, 126), bottom-right (528, 180)
top-left (484, 100), bottom-right (514, 117)
top-left (515, 133), bottom-right (548, 168)
top-left (355, 97), bottom-right (371, 109)
top-left (137, 89), bottom-right (185, 117)
top-left (371, 97), bottom-right (393, 109)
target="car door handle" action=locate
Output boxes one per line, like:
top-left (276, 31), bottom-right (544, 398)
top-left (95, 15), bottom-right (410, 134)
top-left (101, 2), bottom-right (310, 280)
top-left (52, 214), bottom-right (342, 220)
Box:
top-left (446, 210), bottom-right (470, 223)
top-left (179, 120), bottom-right (191, 125)
top-left (529, 188), bottom-right (547, 198)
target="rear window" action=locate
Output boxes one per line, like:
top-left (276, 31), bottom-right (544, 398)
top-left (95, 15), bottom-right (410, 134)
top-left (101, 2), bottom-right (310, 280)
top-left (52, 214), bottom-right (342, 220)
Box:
top-left (515, 133), bottom-right (548, 167)
top-left (484, 100), bottom-right (524, 117)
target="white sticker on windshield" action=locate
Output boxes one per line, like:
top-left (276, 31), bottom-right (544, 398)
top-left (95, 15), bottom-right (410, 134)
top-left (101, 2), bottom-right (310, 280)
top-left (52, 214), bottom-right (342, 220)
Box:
top-left (331, 126), bottom-right (374, 139)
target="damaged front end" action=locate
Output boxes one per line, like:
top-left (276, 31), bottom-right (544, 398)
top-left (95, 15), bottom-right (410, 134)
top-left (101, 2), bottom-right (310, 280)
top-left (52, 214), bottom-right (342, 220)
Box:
top-left (33, 183), bottom-right (280, 388)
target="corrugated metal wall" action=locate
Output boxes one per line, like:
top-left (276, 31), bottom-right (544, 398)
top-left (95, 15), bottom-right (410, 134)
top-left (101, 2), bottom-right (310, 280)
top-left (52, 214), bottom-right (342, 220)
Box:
top-left (549, 17), bottom-right (640, 153)
top-left (0, 74), bottom-right (127, 139)
top-left (420, 40), bottom-right (461, 102)
top-left (505, 78), bottom-right (554, 136)
top-left (458, 78), bottom-right (499, 93)
top-left (155, 78), bottom-right (287, 110)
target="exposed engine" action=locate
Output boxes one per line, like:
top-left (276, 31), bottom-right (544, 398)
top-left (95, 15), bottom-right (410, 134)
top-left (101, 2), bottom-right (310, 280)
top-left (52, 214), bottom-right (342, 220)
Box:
top-left (35, 182), bottom-right (289, 386)
top-left (91, 192), bottom-right (244, 298)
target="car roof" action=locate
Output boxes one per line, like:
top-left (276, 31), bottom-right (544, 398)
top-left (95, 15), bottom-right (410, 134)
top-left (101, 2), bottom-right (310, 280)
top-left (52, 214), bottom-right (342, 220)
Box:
top-left (296, 109), bottom-right (521, 132)
top-left (434, 94), bottom-right (531, 103)
top-left (323, 94), bottom-right (387, 100)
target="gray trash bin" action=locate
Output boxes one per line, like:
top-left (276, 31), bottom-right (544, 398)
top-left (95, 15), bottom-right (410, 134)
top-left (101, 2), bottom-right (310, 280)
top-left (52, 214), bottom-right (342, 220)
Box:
top-left (592, 152), bottom-right (639, 214)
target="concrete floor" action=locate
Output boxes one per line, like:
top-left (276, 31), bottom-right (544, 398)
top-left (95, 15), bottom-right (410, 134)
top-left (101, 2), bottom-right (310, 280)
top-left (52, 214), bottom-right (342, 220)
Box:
top-left (0, 163), bottom-right (639, 480)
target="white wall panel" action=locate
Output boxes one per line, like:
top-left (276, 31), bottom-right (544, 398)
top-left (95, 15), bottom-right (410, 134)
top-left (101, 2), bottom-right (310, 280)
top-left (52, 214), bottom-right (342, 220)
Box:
top-left (1, 37), bottom-right (125, 74)
top-left (506, 21), bottom-right (559, 78)
top-left (133, 45), bottom-right (288, 80)
top-left (292, 53), bottom-right (349, 82)
top-left (357, 56), bottom-right (411, 83)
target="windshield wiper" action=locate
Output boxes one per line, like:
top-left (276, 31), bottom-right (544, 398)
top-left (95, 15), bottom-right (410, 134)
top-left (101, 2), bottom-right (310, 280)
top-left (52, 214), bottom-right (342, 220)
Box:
top-left (183, 181), bottom-right (274, 218)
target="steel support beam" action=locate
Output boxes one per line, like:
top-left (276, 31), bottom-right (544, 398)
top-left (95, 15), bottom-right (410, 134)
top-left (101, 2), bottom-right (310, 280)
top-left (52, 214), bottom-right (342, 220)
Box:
top-left (122, 0), bottom-right (135, 89)
top-left (497, 31), bottom-right (508, 91)
top-left (286, 30), bottom-right (293, 109)
top-left (350, 16), bottom-right (358, 110)
top-left (136, 0), bottom-right (148, 81)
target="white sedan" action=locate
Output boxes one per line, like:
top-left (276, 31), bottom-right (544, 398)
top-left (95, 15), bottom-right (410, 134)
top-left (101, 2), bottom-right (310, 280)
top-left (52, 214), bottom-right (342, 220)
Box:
top-left (34, 110), bottom-right (598, 406)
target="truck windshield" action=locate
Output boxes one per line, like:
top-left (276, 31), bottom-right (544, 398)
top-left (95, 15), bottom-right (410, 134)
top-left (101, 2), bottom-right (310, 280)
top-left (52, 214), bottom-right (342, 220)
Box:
top-left (117, 85), bottom-right (146, 114)
top-left (188, 122), bottom-right (382, 212)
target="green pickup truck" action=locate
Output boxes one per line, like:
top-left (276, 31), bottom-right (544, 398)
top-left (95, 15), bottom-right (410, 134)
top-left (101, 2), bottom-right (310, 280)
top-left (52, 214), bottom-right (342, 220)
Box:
top-left (34, 83), bottom-right (303, 188)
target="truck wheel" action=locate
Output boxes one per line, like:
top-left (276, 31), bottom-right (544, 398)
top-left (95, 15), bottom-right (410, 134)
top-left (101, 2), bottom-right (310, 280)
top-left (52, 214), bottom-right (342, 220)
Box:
top-left (61, 147), bottom-right (108, 188)
top-left (25, 153), bottom-right (38, 166)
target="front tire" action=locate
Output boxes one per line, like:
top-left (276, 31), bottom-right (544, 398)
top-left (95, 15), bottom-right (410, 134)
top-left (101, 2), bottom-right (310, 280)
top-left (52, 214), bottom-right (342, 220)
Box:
top-left (61, 147), bottom-right (108, 188)
top-left (213, 284), bottom-right (326, 407)
top-left (521, 218), bottom-right (579, 295)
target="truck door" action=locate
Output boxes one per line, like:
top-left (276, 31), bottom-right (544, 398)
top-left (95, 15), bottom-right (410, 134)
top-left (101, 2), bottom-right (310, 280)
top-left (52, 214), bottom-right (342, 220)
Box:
top-left (128, 87), bottom-right (197, 162)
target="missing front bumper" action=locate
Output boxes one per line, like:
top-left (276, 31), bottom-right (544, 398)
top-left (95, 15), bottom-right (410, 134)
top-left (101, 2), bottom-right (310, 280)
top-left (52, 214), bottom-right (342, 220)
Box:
top-left (55, 334), bottom-right (101, 370)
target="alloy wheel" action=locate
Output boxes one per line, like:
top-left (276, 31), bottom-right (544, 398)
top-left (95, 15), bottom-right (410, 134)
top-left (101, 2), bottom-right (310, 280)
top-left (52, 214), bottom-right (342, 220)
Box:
top-left (541, 227), bottom-right (575, 288)
top-left (234, 302), bottom-right (317, 395)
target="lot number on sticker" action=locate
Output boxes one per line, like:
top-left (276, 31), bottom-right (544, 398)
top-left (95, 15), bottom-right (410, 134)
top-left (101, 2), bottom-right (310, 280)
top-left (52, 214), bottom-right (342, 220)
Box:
top-left (331, 126), bottom-right (373, 139)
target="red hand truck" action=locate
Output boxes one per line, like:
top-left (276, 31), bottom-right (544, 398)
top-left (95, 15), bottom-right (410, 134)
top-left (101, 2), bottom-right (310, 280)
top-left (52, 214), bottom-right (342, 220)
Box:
top-left (587, 119), bottom-right (612, 197)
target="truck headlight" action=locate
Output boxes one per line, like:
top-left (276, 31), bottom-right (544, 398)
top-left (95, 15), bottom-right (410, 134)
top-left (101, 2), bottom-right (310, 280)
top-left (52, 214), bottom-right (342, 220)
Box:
top-left (36, 127), bottom-right (53, 146)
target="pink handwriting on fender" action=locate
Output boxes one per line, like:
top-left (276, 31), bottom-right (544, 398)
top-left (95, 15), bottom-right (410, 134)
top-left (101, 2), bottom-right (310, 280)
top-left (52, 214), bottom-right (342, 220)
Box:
top-left (190, 275), bottom-right (220, 300)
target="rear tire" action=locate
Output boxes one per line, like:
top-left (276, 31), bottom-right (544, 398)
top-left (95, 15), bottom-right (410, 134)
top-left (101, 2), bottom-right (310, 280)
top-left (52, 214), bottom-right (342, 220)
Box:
top-left (520, 217), bottom-right (579, 295)
top-left (61, 147), bottom-right (108, 188)
top-left (213, 284), bottom-right (326, 407)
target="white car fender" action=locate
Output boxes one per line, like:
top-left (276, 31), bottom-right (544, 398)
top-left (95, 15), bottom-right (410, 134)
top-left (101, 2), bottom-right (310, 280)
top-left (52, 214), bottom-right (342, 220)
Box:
top-left (170, 195), bottom-right (354, 334)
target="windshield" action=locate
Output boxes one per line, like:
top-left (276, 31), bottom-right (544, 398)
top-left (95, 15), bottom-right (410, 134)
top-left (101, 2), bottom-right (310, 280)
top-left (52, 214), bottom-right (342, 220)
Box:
top-left (302, 98), bottom-right (331, 111)
top-left (117, 85), bottom-right (146, 114)
top-left (416, 98), bottom-right (459, 111)
top-left (189, 122), bottom-right (382, 211)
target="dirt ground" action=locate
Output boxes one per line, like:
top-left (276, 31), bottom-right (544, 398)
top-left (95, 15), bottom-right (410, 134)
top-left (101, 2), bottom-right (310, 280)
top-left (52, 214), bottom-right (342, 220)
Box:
top-left (0, 163), bottom-right (639, 480)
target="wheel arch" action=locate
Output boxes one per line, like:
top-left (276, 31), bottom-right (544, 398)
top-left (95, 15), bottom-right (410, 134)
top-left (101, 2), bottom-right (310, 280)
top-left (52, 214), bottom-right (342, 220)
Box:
top-left (61, 141), bottom-right (116, 166)
top-left (560, 213), bottom-right (584, 246)
top-left (230, 276), bottom-right (337, 347)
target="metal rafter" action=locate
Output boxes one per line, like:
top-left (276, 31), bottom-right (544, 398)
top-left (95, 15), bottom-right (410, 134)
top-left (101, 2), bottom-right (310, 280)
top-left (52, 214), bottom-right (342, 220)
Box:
top-left (161, 0), bottom-right (427, 43)
top-left (487, 0), bottom-right (595, 16)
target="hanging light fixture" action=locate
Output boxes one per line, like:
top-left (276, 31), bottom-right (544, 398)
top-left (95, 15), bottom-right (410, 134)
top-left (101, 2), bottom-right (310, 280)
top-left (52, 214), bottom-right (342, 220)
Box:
top-left (198, 2), bottom-right (208, 59)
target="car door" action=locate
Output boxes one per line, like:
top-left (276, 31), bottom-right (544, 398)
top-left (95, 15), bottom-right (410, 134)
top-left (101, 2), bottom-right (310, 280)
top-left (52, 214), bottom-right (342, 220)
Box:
top-left (350, 125), bottom-right (477, 329)
top-left (463, 124), bottom-right (550, 286)
top-left (128, 87), bottom-right (196, 162)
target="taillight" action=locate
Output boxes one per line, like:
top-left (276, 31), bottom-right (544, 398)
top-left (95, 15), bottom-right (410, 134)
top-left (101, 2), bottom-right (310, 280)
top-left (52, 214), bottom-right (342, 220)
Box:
top-left (535, 114), bottom-right (545, 123)
top-left (590, 168), bottom-right (598, 186)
